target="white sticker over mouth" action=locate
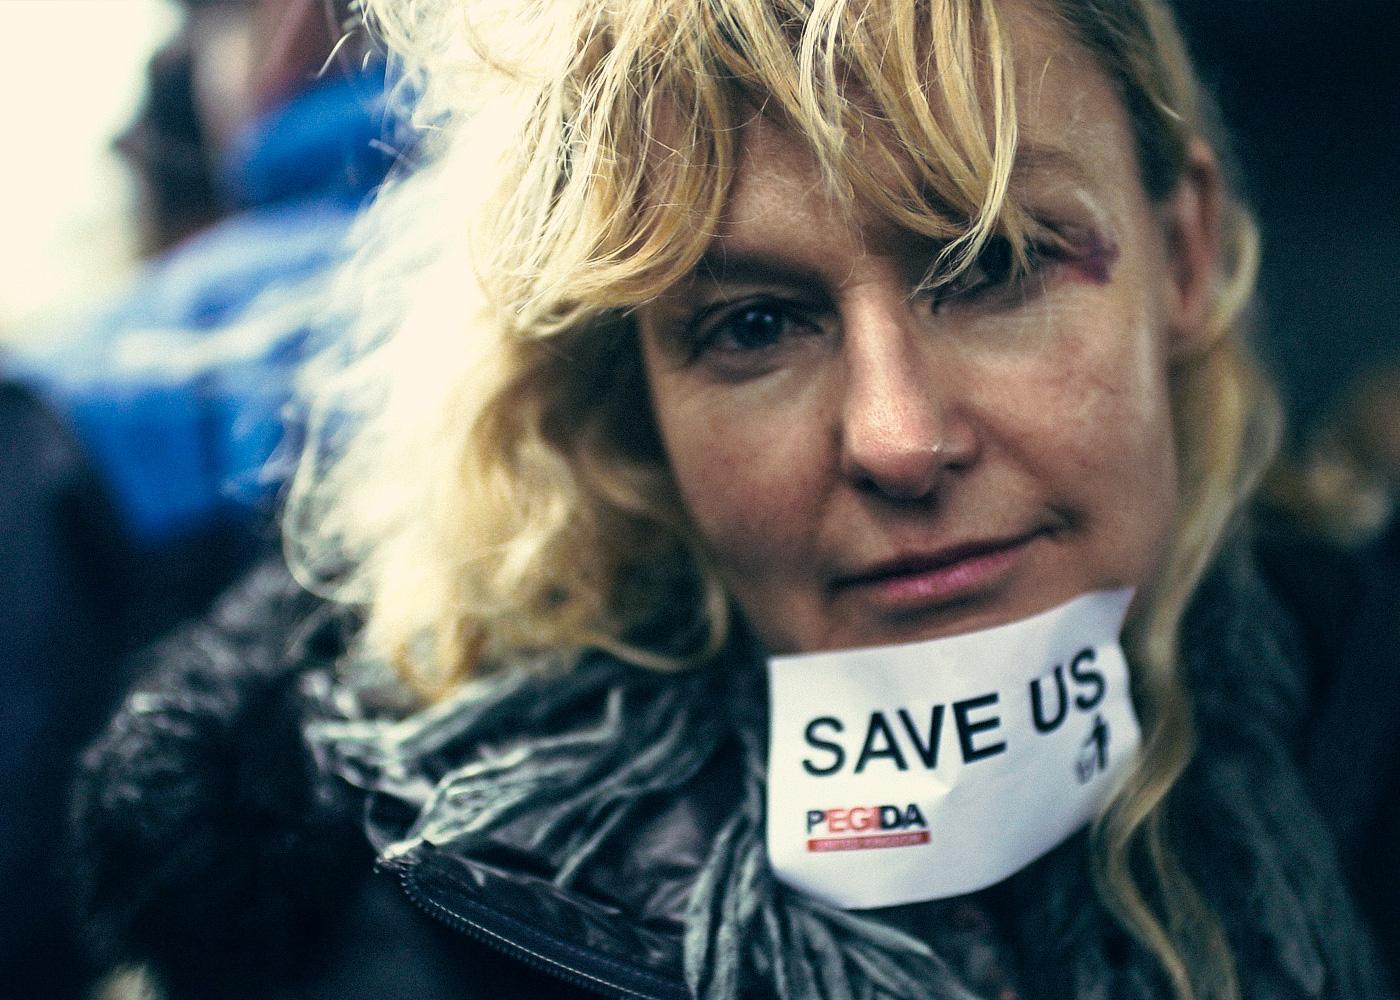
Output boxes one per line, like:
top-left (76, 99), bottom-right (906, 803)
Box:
top-left (765, 589), bottom-right (1139, 909)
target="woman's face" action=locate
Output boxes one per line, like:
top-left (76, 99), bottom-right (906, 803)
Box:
top-left (638, 8), bottom-right (1219, 655)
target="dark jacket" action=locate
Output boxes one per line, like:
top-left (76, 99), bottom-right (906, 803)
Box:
top-left (1257, 517), bottom-right (1400, 978)
top-left (0, 379), bottom-right (127, 1000)
top-left (70, 535), bottom-right (1398, 1000)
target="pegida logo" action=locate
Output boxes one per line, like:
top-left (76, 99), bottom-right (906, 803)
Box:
top-left (805, 803), bottom-right (930, 852)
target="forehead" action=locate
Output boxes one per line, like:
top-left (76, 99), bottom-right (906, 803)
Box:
top-left (717, 7), bottom-right (1139, 254)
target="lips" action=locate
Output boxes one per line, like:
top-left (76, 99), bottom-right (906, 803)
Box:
top-left (829, 532), bottom-right (1042, 611)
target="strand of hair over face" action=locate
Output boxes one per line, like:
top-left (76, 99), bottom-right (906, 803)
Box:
top-left (363, 0), bottom-right (1033, 335)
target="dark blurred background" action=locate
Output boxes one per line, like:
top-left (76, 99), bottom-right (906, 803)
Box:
top-left (1175, 0), bottom-right (1400, 442)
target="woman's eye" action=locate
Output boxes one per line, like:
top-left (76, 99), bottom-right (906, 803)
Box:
top-left (930, 235), bottom-right (1052, 314)
top-left (690, 301), bottom-right (813, 360)
top-left (718, 306), bottom-right (789, 350)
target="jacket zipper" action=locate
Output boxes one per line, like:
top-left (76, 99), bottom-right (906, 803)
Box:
top-left (397, 865), bottom-right (691, 1000)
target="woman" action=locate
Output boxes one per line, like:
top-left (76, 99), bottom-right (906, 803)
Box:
top-left (72, 0), bottom-right (1391, 998)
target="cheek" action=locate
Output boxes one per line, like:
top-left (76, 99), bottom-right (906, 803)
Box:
top-left (976, 295), bottom-right (1179, 580)
top-left (1000, 325), bottom-right (1170, 470)
top-left (646, 376), bottom-right (828, 576)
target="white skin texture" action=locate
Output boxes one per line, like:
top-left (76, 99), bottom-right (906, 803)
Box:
top-left (639, 7), bottom-right (1223, 655)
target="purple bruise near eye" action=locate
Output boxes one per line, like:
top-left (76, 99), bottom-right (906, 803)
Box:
top-left (1065, 230), bottom-right (1120, 285)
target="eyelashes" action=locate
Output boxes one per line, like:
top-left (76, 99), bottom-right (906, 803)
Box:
top-left (679, 225), bottom-right (1106, 369)
top-left (926, 235), bottom-right (1029, 314)
top-left (927, 232), bottom-right (1084, 313)
top-left (684, 300), bottom-right (819, 363)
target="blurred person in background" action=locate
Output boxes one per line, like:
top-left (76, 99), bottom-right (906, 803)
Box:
top-left (13, 0), bottom-right (391, 630)
top-left (0, 1), bottom-right (390, 997)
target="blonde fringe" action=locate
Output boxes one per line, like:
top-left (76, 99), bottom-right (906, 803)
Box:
top-left (290, 1), bottom-right (1283, 994)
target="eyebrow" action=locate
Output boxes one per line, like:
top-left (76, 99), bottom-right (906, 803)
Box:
top-left (1011, 141), bottom-right (1093, 187)
top-left (688, 142), bottom-right (1092, 287)
top-left (690, 250), bottom-right (830, 289)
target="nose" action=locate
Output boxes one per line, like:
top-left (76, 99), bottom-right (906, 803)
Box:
top-left (837, 293), bottom-right (979, 501)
